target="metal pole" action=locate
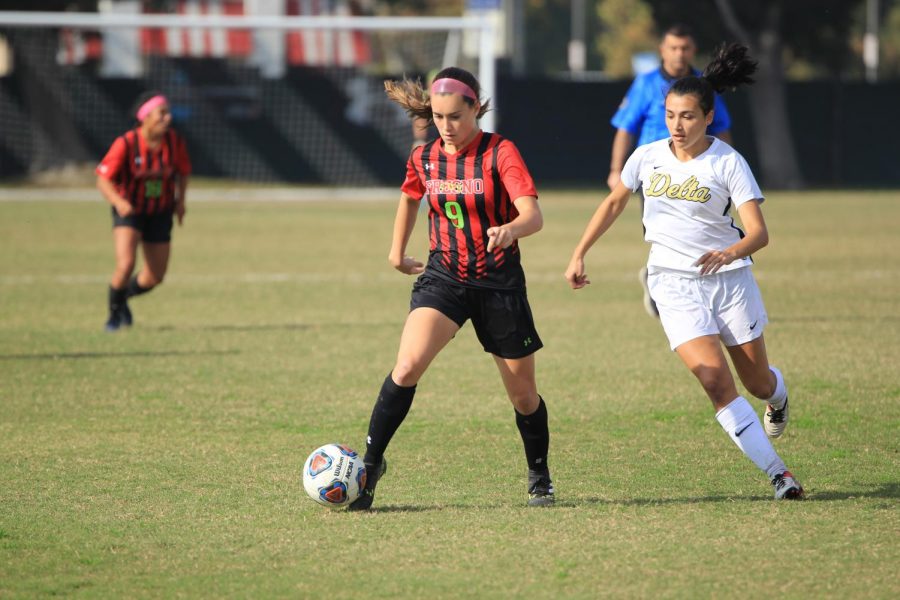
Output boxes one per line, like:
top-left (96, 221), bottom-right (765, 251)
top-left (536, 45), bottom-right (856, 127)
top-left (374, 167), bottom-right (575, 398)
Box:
top-left (505, 0), bottom-right (526, 75)
top-left (568, 0), bottom-right (586, 73)
top-left (864, 0), bottom-right (880, 83)
top-left (479, 19), bottom-right (497, 132)
top-left (0, 11), bottom-right (485, 31)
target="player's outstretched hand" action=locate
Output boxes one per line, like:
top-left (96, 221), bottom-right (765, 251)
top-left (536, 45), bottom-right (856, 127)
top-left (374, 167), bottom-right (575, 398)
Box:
top-left (565, 257), bottom-right (591, 289)
top-left (175, 202), bottom-right (186, 226)
top-left (392, 255), bottom-right (425, 275)
top-left (486, 226), bottom-right (514, 252)
top-left (694, 249), bottom-right (736, 275)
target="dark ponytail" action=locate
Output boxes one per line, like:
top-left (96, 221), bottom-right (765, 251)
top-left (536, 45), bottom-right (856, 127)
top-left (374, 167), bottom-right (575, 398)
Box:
top-left (668, 43), bottom-right (758, 114)
top-left (384, 66), bottom-right (490, 124)
top-left (703, 43), bottom-right (757, 93)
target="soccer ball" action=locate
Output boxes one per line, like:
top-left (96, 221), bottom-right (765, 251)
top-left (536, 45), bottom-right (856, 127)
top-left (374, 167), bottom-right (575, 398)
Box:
top-left (302, 443), bottom-right (367, 508)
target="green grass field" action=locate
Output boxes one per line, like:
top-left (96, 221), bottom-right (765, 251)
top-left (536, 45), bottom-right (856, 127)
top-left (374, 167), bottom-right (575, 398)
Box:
top-left (1, 189), bottom-right (898, 598)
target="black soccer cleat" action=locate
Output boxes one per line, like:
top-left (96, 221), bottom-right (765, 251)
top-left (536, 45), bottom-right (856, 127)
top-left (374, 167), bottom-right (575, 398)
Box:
top-left (347, 458), bottom-right (387, 511)
top-left (104, 311), bottom-right (122, 332)
top-left (527, 468), bottom-right (555, 507)
top-left (118, 300), bottom-right (133, 327)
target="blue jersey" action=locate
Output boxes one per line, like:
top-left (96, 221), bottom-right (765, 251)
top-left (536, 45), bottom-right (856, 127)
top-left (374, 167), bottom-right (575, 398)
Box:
top-left (611, 67), bottom-right (732, 147)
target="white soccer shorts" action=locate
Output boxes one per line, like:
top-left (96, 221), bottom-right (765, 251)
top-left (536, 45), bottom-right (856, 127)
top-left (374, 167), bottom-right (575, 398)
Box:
top-left (647, 266), bottom-right (768, 351)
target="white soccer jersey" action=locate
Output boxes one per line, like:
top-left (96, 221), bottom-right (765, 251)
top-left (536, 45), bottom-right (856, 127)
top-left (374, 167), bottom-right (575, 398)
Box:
top-left (620, 136), bottom-right (764, 275)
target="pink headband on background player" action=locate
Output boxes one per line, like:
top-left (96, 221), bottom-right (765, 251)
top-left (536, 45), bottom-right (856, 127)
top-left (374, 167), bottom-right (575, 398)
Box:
top-left (430, 78), bottom-right (478, 101)
top-left (136, 95), bottom-right (168, 121)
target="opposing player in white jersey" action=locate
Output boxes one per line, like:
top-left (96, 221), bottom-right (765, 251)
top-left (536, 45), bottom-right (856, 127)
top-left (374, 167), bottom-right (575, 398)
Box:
top-left (565, 43), bottom-right (803, 500)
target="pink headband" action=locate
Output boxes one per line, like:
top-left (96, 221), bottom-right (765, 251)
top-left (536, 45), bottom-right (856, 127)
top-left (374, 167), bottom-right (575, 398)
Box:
top-left (136, 95), bottom-right (168, 121)
top-left (430, 78), bottom-right (478, 101)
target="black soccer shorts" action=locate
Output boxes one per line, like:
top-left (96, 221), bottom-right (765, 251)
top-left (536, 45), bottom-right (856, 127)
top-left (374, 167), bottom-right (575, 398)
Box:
top-left (111, 207), bottom-right (174, 243)
top-left (409, 272), bottom-right (544, 359)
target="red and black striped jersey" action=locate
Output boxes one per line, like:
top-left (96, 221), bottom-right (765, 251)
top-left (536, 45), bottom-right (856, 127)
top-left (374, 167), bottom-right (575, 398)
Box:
top-left (96, 128), bottom-right (191, 216)
top-left (401, 131), bottom-right (538, 290)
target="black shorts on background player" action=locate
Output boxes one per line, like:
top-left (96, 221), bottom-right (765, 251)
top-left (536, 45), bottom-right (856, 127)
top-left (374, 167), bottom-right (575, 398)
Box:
top-left (111, 207), bottom-right (174, 243)
top-left (97, 107), bottom-right (191, 332)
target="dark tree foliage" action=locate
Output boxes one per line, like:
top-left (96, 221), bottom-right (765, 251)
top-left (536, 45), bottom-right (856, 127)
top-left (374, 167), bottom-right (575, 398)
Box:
top-left (639, 0), bottom-right (868, 188)
top-left (645, 0), bottom-right (865, 77)
top-left (524, 0), bottom-right (572, 73)
top-left (377, 0), bottom-right (465, 17)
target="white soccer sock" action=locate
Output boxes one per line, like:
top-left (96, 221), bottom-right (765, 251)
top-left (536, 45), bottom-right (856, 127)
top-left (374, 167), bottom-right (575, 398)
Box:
top-left (716, 396), bottom-right (786, 479)
top-left (765, 366), bottom-right (788, 409)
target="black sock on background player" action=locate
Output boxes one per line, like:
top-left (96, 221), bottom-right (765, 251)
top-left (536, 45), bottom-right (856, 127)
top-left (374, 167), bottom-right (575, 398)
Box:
top-left (106, 285), bottom-right (130, 330)
top-left (514, 396), bottom-right (550, 472)
top-left (125, 275), bottom-right (154, 298)
top-left (108, 285), bottom-right (127, 315)
top-left (107, 275), bottom-right (151, 331)
top-left (362, 373), bottom-right (416, 466)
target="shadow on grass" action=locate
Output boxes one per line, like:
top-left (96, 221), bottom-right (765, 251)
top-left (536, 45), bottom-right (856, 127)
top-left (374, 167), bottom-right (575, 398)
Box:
top-left (0, 349), bottom-right (239, 360)
top-left (803, 482), bottom-right (899, 501)
top-left (338, 483), bottom-right (900, 512)
top-left (570, 495), bottom-right (769, 507)
top-left (362, 502), bottom-right (555, 513)
top-left (567, 482), bottom-right (900, 507)
top-left (367, 505), bottom-right (438, 514)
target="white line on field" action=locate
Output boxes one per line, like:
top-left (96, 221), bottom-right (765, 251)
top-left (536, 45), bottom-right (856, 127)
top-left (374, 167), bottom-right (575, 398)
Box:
top-left (0, 272), bottom-right (403, 285)
top-left (0, 272), bottom-right (633, 286)
top-left (2, 270), bottom-right (895, 287)
top-left (0, 187), bottom-right (398, 203)
top-left (0, 271), bottom-right (654, 286)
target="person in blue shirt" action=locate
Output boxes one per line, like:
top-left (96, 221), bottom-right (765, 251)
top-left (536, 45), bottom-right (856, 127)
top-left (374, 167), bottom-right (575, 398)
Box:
top-left (607, 24), bottom-right (733, 317)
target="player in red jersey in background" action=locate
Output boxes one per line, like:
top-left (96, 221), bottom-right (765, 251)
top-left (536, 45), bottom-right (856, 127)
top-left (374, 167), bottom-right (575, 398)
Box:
top-left (348, 67), bottom-right (555, 510)
top-left (96, 91), bottom-right (191, 331)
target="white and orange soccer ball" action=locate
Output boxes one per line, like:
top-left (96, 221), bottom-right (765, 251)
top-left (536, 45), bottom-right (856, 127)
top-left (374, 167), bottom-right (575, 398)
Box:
top-left (302, 443), bottom-right (367, 508)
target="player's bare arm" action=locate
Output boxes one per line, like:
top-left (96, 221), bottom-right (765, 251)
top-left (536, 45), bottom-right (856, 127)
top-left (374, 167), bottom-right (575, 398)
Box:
top-left (694, 199), bottom-right (768, 275)
top-left (388, 192), bottom-right (425, 275)
top-left (486, 195), bottom-right (541, 252)
top-left (565, 182), bottom-right (632, 289)
top-left (607, 129), bottom-right (635, 190)
top-left (175, 175), bottom-right (188, 225)
top-left (97, 175), bottom-right (133, 217)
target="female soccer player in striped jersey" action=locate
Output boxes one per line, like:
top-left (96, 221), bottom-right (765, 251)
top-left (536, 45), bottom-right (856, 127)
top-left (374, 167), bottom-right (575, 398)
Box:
top-left (96, 91), bottom-right (191, 331)
top-left (566, 44), bottom-right (804, 500)
top-left (349, 67), bottom-right (555, 510)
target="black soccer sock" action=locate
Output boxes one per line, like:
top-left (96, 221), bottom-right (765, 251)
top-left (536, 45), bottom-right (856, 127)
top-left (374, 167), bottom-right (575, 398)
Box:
top-left (363, 373), bottom-right (416, 466)
top-left (108, 285), bottom-right (127, 313)
top-left (125, 275), bottom-right (154, 299)
top-left (515, 396), bottom-right (550, 472)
